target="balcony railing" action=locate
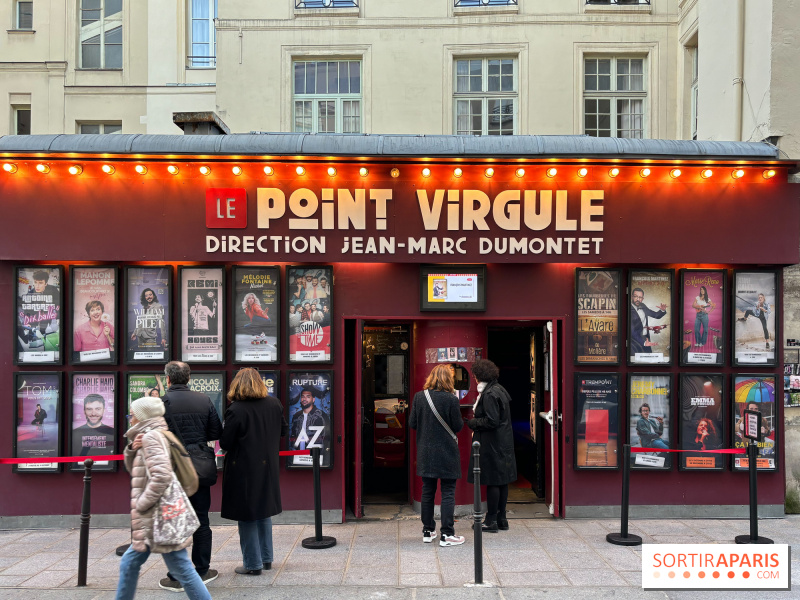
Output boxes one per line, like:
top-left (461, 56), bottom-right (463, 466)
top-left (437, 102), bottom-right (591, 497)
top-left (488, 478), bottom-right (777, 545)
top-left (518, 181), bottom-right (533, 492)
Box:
top-left (188, 55), bottom-right (216, 68)
top-left (586, 0), bottom-right (650, 4)
top-left (296, 0), bottom-right (358, 7)
top-left (455, 0), bottom-right (517, 5)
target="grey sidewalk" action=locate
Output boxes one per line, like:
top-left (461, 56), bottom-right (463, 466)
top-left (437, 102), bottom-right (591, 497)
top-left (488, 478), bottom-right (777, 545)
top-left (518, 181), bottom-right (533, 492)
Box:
top-left (1, 516), bottom-right (799, 599)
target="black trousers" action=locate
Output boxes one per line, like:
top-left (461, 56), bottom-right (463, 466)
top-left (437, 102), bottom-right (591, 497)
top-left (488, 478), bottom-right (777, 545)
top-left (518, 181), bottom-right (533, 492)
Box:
top-left (421, 477), bottom-right (457, 537)
top-left (486, 484), bottom-right (509, 520)
top-left (168, 485), bottom-right (212, 578)
top-left (744, 310), bottom-right (770, 340)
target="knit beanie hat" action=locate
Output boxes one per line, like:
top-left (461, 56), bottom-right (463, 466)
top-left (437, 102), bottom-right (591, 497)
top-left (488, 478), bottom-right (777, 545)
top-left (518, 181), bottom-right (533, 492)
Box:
top-left (131, 396), bottom-right (165, 421)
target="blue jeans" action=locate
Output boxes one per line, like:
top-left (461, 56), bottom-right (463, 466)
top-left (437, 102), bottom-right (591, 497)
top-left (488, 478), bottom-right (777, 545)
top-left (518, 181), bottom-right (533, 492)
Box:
top-left (238, 517), bottom-right (273, 570)
top-left (115, 545), bottom-right (210, 600)
top-left (647, 439), bottom-right (670, 451)
top-left (421, 477), bottom-right (457, 536)
top-left (695, 311), bottom-right (709, 345)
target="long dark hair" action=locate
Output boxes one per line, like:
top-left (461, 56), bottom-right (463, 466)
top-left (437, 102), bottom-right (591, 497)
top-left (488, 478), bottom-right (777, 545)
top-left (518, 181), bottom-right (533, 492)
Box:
top-left (699, 286), bottom-right (709, 303)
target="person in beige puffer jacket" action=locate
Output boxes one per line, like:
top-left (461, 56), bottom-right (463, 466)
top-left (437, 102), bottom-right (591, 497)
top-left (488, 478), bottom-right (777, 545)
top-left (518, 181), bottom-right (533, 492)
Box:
top-left (114, 396), bottom-right (211, 600)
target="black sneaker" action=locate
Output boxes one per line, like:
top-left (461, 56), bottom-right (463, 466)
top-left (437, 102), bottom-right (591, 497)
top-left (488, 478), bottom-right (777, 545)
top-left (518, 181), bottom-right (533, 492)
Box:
top-left (158, 578), bottom-right (184, 593)
top-left (200, 569), bottom-right (218, 585)
top-left (423, 528), bottom-right (436, 543)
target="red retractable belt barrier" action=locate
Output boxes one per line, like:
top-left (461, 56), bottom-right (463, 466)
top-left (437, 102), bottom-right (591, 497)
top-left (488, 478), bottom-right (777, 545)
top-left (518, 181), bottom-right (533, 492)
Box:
top-left (0, 449), bottom-right (312, 465)
top-left (630, 447), bottom-right (747, 454)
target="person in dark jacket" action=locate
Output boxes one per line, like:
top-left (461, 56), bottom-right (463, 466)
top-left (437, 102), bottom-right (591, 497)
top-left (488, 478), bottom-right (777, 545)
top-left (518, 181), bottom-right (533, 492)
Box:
top-left (408, 364), bottom-right (465, 547)
top-left (220, 368), bottom-right (289, 575)
top-left (467, 359), bottom-right (517, 533)
top-left (158, 361), bottom-right (223, 590)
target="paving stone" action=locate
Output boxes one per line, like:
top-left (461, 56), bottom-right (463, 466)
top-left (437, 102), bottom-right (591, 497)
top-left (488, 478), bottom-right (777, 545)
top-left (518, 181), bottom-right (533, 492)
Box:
top-left (563, 568), bottom-right (630, 586)
top-left (546, 550), bottom-right (608, 569)
top-left (399, 572), bottom-right (442, 586)
top-left (0, 574), bottom-right (34, 586)
top-left (281, 552), bottom-right (348, 571)
top-left (399, 554), bottom-right (441, 574)
top-left (343, 564), bottom-right (398, 586)
top-left (273, 569), bottom-right (343, 586)
top-left (1, 553), bottom-right (72, 576)
top-left (18, 570), bottom-right (75, 588)
top-left (496, 571), bottom-right (568, 587)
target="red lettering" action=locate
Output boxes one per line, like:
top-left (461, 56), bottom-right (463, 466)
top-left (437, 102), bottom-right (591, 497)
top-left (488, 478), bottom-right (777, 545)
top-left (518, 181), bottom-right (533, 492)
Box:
top-left (653, 553), bottom-right (662, 568)
top-left (770, 553), bottom-right (780, 567)
top-left (716, 555), bottom-right (728, 567)
top-left (677, 554), bottom-right (686, 568)
top-left (753, 554), bottom-right (764, 567)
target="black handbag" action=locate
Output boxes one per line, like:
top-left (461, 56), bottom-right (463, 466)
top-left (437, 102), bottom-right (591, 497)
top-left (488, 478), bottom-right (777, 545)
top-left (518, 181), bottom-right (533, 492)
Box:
top-left (163, 398), bottom-right (219, 488)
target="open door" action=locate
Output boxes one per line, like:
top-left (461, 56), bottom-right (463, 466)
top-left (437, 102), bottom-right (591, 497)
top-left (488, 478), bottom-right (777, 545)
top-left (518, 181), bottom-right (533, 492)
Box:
top-left (346, 318), bottom-right (364, 518)
top-left (539, 320), bottom-right (562, 516)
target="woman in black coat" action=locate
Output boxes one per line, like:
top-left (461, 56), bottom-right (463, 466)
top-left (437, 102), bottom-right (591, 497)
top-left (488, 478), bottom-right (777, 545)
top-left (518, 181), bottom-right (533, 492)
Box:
top-left (220, 368), bottom-right (288, 575)
top-left (467, 359), bottom-right (517, 533)
top-left (408, 364), bottom-right (465, 547)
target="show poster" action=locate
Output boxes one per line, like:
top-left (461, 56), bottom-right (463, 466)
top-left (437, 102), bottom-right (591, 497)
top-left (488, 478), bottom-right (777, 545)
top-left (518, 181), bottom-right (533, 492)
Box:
top-left (574, 374), bottom-right (619, 469)
top-left (680, 270), bottom-right (724, 366)
top-left (180, 266), bottom-right (224, 363)
top-left (233, 266), bottom-right (279, 363)
top-left (426, 272), bottom-right (478, 303)
top-left (734, 271), bottom-right (777, 366)
top-left (733, 375), bottom-right (777, 470)
top-left (628, 374), bottom-right (672, 470)
top-left (14, 372), bottom-right (61, 473)
top-left (188, 372), bottom-right (225, 469)
top-left (628, 270), bottom-right (672, 365)
top-left (125, 266), bottom-right (171, 364)
top-left (71, 266), bottom-right (117, 365)
top-left (575, 269), bottom-right (620, 364)
top-left (126, 373), bottom-right (166, 412)
top-left (15, 265), bottom-right (63, 365)
top-left (70, 373), bottom-right (117, 471)
top-left (678, 374), bottom-right (724, 471)
top-left (287, 266), bottom-right (332, 363)
top-left (287, 371), bottom-right (333, 469)
top-left (258, 370), bottom-right (280, 396)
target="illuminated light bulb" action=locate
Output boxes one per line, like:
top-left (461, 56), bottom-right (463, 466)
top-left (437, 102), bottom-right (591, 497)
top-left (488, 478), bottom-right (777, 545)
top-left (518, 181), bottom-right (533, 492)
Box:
top-left (135, 164), bottom-right (148, 175)
top-left (263, 165), bottom-right (274, 175)
top-left (484, 167), bottom-right (494, 178)
top-left (732, 169), bottom-right (745, 179)
top-left (546, 167), bottom-right (557, 178)
top-left (3, 163), bottom-right (18, 173)
top-left (327, 166), bottom-right (337, 177)
top-left (102, 164), bottom-right (115, 174)
top-left (609, 167), bottom-right (620, 178)
top-left (763, 169), bottom-right (776, 179)
top-left (640, 168), bottom-right (651, 178)
top-left (359, 167), bottom-right (369, 177)
top-left (232, 166), bottom-right (243, 176)
top-left (670, 168), bottom-right (682, 178)
top-left (701, 169), bottom-right (713, 179)
top-left (577, 167), bottom-right (588, 178)
top-left (167, 165), bottom-right (179, 175)
top-left (515, 168), bottom-right (525, 178)
top-left (453, 168), bottom-right (463, 178)
top-left (422, 167), bottom-right (431, 178)
top-left (390, 168), bottom-right (400, 178)
top-left (36, 164), bottom-right (50, 174)
top-left (295, 165), bottom-right (305, 176)
top-left (68, 165), bottom-right (83, 175)
top-left (199, 165), bottom-right (211, 175)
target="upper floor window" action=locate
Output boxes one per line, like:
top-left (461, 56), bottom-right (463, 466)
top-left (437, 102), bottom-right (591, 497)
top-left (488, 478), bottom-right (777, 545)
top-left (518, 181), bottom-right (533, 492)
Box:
top-left (454, 0), bottom-right (517, 5)
top-left (583, 57), bottom-right (646, 138)
top-left (15, 106), bottom-right (31, 135)
top-left (78, 122), bottom-right (122, 134)
top-left (690, 47), bottom-right (698, 140)
top-left (454, 57), bottom-right (517, 136)
top-left (16, 1), bottom-right (33, 29)
top-left (293, 60), bottom-right (362, 133)
top-left (295, 0), bottom-right (357, 7)
top-left (80, 0), bottom-right (122, 69)
top-left (190, 0), bottom-right (217, 68)
top-left (586, 1), bottom-right (650, 4)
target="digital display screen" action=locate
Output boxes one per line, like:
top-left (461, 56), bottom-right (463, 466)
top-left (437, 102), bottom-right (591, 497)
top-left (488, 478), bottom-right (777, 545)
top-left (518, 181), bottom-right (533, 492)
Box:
top-left (420, 265), bottom-right (486, 311)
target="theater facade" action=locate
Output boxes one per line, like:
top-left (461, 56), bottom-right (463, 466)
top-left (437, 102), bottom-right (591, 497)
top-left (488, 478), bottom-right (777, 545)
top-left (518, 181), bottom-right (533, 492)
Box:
top-left (0, 134), bottom-right (796, 524)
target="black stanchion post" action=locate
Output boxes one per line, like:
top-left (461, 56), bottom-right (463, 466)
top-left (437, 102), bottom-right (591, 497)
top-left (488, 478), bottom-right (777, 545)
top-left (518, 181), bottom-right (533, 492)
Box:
top-left (735, 442), bottom-right (773, 544)
top-left (301, 448), bottom-right (337, 549)
top-left (77, 459), bottom-right (94, 587)
top-left (607, 445), bottom-right (642, 546)
top-left (472, 441), bottom-right (483, 585)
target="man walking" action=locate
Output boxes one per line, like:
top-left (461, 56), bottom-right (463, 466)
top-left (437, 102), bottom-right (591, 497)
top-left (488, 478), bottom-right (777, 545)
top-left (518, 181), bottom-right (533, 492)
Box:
top-left (159, 361), bottom-right (222, 590)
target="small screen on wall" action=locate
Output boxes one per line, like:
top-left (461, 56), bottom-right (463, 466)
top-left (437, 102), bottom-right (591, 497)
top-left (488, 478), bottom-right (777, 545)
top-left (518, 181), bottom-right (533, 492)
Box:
top-left (419, 265), bottom-right (486, 311)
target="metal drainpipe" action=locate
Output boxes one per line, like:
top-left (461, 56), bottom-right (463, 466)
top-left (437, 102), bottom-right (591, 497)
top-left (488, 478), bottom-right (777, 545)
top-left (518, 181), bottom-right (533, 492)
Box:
top-left (733, 0), bottom-right (745, 141)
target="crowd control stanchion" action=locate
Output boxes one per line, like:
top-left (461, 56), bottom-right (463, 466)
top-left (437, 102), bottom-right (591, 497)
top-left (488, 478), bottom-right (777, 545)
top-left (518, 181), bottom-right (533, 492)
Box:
top-left (471, 441), bottom-right (484, 585)
top-left (77, 459), bottom-right (94, 587)
top-left (301, 448), bottom-right (337, 549)
top-left (606, 445), bottom-right (642, 547)
top-left (735, 441), bottom-right (773, 544)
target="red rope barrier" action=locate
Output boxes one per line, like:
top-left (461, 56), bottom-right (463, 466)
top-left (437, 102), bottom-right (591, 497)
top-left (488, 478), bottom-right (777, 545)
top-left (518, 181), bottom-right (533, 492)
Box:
top-left (1, 449), bottom-right (312, 465)
top-left (630, 447), bottom-right (746, 454)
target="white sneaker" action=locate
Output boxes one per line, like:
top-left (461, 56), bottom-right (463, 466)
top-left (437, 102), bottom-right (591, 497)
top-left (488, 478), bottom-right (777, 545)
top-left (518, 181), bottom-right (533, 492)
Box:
top-left (439, 534), bottom-right (465, 547)
top-left (423, 529), bottom-right (436, 543)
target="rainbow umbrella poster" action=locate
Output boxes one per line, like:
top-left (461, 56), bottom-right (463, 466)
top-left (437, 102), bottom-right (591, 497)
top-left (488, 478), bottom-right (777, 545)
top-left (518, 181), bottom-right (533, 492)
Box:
top-left (732, 375), bottom-right (776, 470)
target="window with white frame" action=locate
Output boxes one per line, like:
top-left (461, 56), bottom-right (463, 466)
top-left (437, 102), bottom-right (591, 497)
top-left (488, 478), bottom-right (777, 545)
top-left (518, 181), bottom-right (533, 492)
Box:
top-left (15, 106), bottom-right (31, 135)
top-left (190, 0), bottom-right (217, 68)
top-left (454, 57), bottom-right (517, 136)
top-left (80, 0), bottom-right (122, 69)
top-left (583, 57), bottom-right (646, 138)
top-left (293, 60), bottom-right (362, 133)
top-left (16, 1), bottom-right (33, 29)
top-left (78, 122), bottom-right (122, 134)
top-left (690, 47), bottom-right (698, 140)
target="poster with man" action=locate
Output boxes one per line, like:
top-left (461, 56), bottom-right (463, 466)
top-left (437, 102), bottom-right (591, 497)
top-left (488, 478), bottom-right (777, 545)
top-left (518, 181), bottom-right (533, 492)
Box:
top-left (70, 373), bottom-right (117, 471)
top-left (125, 266), bottom-right (171, 364)
top-left (15, 265), bottom-right (63, 365)
top-left (14, 372), bottom-right (61, 473)
top-left (71, 266), bottom-right (117, 365)
top-left (575, 269), bottom-right (620, 364)
top-left (628, 270), bottom-right (672, 366)
top-left (680, 270), bottom-right (725, 366)
top-left (188, 372), bottom-right (225, 469)
top-left (733, 375), bottom-right (777, 471)
top-left (628, 374), bottom-right (672, 470)
top-left (233, 266), bottom-right (279, 363)
top-left (574, 374), bottom-right (619, 469)
top-left (678, 374), bottom-right (724, 471)
top-left (734, 271), bottom-right (777, 366)
top-left (287, 371), bottom-right (332, 469)
top-left (180, 266), bottom-right (224, 363)
top-left (287, 266), bottom-right (332, 363)
top-left (126, 373), bottom-right (166, 412)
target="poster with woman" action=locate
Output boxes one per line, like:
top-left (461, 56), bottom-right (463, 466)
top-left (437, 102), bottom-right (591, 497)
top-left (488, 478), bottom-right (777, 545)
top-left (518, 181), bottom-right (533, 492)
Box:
top-left (287, 266), bottom-right (333, 363)
top-left (15, 265), bottom-right (63, 365)
top-left (628, 374), bottom-right (673, 470)
top-left (628, 270), bottom-right (672, 366)
top-left (575, 269), bottom-right (620, 365)
top-left (125, 266), bottom-right (172, 364)
top-left (733, 271), bottom-right (778, 366)
top-left (232, 266), bottom-right (279, 364)
top-left (678, 374), bottom-right (725, 471)
top-left (286, 371), bottom-right (333, 469)
top-left (69, 373), bottom-right (117, 472)
top-left (679, 270), bottom-right (725, 366)
top-left (733, 375), bottom-right (777, 471)
top-left (125, 373), bottom-right (166, 412)
top-left (13, 372), bottom-right (62, 473)
top-left (71, 266), bottom-right (118, 365)
top-left (574, 373), bottom-right (619, 470)
top-left (179, 266), bottom-right (224, 363)
top-left (188, 372), bottom-right (225, 470)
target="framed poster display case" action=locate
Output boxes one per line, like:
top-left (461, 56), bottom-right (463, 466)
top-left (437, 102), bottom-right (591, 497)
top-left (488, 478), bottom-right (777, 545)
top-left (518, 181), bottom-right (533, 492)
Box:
top-left (732, 374), bottom-right (778, 471)
top-left (68, 373), bottom-right (118, 472)
top-left (13, 371), bottom-right (63, 473)
top-left (287, 266), bottom-right (333, 364)
top-left (125, 372), bottom-right (167, 413)
top-left (187, 371), bottom-right (226, 470)
top-left (178, 265), bottom-right (225, 364)
top-left (14, 265), bottom-right (64, 365)
top-left (628, 373), bottom-right (673, 471)
top-left (232, 266), bottom-right (280, 364)
top-left (627, 269), bottom-right (672, 366)
top-left (124, 265), bottom-right (172, 364)
top-left (678, 374), bottom-right (725, 471)
top-left (575, 268), bottom-right (621, 365)
top-left (574, 373), bottom-right (620, 470)
top-left (679, 269), bottom-right (726, 367)
top-left (733, 270), bottom-right (779, 367)
top-left (286, 370), bottom-right (333, 469)
top-left (70, 265), bottom-right (119, 365)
